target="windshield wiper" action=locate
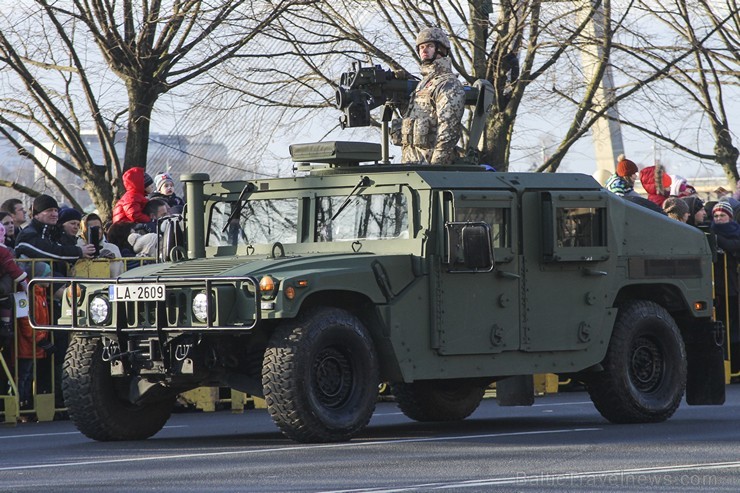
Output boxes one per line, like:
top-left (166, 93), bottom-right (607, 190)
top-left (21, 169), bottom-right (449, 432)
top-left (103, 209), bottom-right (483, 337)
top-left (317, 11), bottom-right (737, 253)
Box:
top-left (331, 176), bottom-right (369, 221)
top-left (222, 182), bottom-right (256, 233)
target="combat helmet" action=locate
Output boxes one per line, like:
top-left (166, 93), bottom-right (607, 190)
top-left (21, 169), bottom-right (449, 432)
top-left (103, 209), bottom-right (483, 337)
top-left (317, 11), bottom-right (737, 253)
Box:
top-left (415, 27), bottom-right (451, 59)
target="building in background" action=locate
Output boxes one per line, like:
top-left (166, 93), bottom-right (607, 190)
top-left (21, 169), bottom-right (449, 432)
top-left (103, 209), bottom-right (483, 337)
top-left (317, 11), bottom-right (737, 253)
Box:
top-left (23, 131), bottom-right (231, 212)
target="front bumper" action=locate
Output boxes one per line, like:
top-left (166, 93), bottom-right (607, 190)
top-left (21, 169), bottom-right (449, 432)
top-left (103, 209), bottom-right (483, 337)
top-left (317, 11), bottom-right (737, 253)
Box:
top-left (29, 276), bottom-right (263, 333)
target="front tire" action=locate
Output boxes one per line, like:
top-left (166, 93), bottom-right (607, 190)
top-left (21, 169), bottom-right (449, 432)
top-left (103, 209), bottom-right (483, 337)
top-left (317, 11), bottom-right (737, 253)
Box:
top-left (586, 300), bottom-right (686, 423)
top-left (391, 379), bottom-right (486, 422)
top-left (63, 336), bottom-right (175, 441)
top-left (262, 307), bottom-right (379, 443)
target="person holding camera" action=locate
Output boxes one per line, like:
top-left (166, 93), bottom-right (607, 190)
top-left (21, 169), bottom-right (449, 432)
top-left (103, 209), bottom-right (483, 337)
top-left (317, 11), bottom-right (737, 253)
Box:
top-left (15, 195), bottom-right (96, 278)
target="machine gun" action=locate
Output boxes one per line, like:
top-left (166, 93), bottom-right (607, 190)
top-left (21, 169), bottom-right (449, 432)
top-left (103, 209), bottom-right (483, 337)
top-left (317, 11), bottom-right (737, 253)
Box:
top-left (335, 62), bottom-right (494, 164)
top-left (335, 63), bottom-right (417, 129)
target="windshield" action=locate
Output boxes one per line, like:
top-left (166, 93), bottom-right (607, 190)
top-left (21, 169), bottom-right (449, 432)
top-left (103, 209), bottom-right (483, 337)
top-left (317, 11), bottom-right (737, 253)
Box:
top-left (208, 191), bottom-right (409, 247)
top-left (316, 192), bottom-right (408, 241)
top-left (209, 198), bottom-right (299, 246)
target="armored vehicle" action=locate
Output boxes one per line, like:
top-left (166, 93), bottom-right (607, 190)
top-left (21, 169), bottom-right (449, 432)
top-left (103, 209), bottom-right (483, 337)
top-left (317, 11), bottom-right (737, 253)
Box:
top-left (31, 68), bottom-right (724, 443)
top-left (30, 143), bottom-right (724, 443)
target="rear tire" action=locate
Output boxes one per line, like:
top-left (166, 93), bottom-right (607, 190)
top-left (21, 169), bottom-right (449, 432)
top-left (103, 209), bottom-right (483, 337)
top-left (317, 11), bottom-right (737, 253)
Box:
top-left (63, 336), bottom-right (175, 441)
top-left (586, 301), bottom-right (686, 423)
top-left (262, 307), bottom-right (379, 443)
top-left (391, 379), bottom-right (486, 422)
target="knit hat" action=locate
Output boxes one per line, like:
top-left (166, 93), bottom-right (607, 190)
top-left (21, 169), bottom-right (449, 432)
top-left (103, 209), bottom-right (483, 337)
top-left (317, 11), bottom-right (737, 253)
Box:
top-left (154, 172), bottom-right (174, 192)
top-left (616, 154), bottom-right (638, 177)
top-left (32, 194), bottom-right (59, 215)
top-left (713, 201), bottom-right (734, 220)
top-left (58, 207), bottom-right (82, 225)
top-left (683, 196), bottom-right (704, 215)
top-left (143, 173), bottom-right (154, 188)
top-left (663, 197), bottom-right (689, 220)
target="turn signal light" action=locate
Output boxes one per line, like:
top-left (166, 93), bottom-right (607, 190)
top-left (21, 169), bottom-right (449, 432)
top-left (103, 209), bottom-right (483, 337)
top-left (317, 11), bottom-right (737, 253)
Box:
top-left (285, 286), bottom-right (296, 300)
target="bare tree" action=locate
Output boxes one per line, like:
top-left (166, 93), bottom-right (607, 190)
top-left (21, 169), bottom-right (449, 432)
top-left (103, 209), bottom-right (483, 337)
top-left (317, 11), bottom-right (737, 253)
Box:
top-left (197, 0), bottom-right (624, 172)
top-left (0, 0), bottom-right (302, 218)
top-left (608, 0), bottom-right (740, 185)
top-left (194, 0), bottom-right (737, 181)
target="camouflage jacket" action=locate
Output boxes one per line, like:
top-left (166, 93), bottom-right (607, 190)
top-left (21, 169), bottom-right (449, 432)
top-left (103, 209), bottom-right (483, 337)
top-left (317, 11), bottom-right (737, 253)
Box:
top-left (397, 57), bottom-right (465, 165)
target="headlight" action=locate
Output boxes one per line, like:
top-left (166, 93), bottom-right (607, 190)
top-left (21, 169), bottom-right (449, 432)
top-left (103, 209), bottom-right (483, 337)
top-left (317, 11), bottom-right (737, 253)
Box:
top-left (259, 275), bottom-right (278, 299)
top-left (89, 295), bottom-right (110, 324)
top-left (192, 292), bottom-right (210, 323)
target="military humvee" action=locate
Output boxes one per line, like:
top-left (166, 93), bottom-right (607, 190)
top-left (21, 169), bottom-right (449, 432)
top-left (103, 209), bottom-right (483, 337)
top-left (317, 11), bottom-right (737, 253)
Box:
top-left (30, 140), bottom-right (725, 443)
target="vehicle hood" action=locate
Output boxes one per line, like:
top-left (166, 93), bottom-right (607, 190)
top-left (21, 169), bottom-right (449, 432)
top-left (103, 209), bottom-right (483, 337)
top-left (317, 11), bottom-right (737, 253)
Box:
top-left (117, 252), bottom-right (418, 300)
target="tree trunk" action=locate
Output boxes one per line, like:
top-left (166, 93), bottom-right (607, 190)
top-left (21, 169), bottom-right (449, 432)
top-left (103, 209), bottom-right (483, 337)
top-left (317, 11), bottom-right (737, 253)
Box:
top-left (84, 166), bottom-right (116, 222)
top-left (124, 81), bottom-right (159, 172)
top-left (482, 112), bottom-right (514, 171)
top-left (716, 129), bottom-right (740, 187)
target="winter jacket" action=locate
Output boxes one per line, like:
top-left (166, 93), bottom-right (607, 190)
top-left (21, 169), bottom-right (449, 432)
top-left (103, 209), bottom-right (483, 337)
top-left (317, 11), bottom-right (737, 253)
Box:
top-left (16, 285), bottom-right (50, 360)
top-left (15, 218), bottom-right (83, 267)
top-left (112, 167), bottom-right (151, 224)
top-left (639, 166), bottom-right (672, 207)
top-left (0, 244), bottom-right (27, 284)
top-left (149, 191), bottom-right (184, 214)
top-left (606, 173), bottom-right (639, 197)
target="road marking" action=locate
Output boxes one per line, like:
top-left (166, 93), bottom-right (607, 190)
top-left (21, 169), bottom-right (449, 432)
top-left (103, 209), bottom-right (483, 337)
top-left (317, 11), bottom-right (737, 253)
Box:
top-left (0, 427), bottom-right (599, 472)
top-left (320, 461), bottom-right (740, 492)
top-left (0, 425), bottom-right (187, 441)
top-left (0, 431), bottom-right (81, 440)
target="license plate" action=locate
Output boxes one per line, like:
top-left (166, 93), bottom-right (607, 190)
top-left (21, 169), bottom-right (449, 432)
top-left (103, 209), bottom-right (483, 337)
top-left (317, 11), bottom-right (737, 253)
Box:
top-left (109, 283), bottom-right (166, 302)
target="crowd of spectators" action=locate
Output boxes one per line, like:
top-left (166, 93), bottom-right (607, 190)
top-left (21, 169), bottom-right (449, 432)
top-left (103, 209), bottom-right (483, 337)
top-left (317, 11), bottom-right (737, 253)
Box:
top-left (0, 167), bottom-right (184, 421)
top-left (606, 154), bottom-right (740, 372)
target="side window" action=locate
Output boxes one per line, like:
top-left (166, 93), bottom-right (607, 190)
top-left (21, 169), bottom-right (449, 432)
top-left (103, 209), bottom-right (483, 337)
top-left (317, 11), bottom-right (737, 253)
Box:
top-left (543, 192), bottom-right (609, 262)
top-left (556, 207), bottom-right (606, 248)
top-left (455, 206), bottom-right (509, 249)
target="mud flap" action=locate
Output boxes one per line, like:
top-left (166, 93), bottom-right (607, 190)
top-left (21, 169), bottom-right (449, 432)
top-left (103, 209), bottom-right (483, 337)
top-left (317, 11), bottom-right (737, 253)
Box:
top-left (496, 375), bottom-right (534, 406)
top-left (686, 322), bottom-right (725, 405)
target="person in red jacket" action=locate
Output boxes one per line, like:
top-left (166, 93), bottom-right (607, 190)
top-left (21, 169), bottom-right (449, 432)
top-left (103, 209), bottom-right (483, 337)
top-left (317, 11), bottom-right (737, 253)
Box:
top-left (15, 283), bottom-right (53, 411)
top-left (639, 162), bottom-right (672, 207)
top-left (111, 168), bottom-right (154, 224)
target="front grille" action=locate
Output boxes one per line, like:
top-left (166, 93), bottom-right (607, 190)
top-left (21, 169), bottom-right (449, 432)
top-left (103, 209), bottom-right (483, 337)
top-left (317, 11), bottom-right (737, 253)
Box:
top-left (122, 291), bottom-right (191, 328)
top-left (60, 276), bottom-right (262, 333)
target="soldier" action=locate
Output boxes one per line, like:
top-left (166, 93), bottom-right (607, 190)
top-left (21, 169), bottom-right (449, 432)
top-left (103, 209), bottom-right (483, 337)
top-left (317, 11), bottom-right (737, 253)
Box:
top-left (392, 27), bottom-right (465, 165)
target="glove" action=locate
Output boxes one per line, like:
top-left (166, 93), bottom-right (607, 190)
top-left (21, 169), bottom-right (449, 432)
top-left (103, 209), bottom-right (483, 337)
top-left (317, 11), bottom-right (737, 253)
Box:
top-left (99, 247), bottom-right (116, 259)
top-left (38, 338), bottom-right (55, 356)
top-left (133, 223), bottom-right (150, 234)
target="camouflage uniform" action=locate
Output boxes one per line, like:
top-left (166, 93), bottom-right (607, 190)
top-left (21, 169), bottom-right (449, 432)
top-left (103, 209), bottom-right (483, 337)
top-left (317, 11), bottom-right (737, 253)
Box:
top-left (392, 30), bottom-right (465, 166)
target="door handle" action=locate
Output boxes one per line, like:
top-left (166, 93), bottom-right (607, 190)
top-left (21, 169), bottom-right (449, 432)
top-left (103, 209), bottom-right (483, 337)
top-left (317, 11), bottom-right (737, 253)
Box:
top-left (497, 270), bottom-right (521, 280)
top-left (584, 268), bottom-right (608, 277)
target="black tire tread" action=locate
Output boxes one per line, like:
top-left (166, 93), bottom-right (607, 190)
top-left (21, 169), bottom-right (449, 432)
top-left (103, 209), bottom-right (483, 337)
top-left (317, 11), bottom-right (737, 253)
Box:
top-left (586, 300), bottom-right (686, 424)
top-left (262, 307), bottom-right (378, 443)
top-left (63, 335), bottom-right (175, 441)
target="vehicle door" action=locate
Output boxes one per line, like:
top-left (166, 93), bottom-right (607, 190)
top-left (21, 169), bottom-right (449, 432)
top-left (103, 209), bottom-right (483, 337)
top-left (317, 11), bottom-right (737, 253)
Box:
top-left (434, 190), bottom-right (520, 355)
top-left (520, 190), bottom-right (613, 352)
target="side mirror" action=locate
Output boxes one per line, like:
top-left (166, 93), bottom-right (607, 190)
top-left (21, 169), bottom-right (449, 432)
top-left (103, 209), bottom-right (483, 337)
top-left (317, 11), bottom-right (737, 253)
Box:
top-left (445, 221), bottom-right (494, 273)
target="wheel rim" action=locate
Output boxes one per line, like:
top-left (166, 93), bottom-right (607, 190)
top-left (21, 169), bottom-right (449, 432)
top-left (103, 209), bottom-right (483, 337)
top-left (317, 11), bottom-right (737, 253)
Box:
top-left (312, 347), bottom-right (353, 408)
top-left (630, 336), bottom-right (664, 392)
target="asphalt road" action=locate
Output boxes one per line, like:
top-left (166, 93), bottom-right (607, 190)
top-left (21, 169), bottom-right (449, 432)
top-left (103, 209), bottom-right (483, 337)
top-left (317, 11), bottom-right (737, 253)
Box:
top-left (2, 385), bottom-right (740, 492)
